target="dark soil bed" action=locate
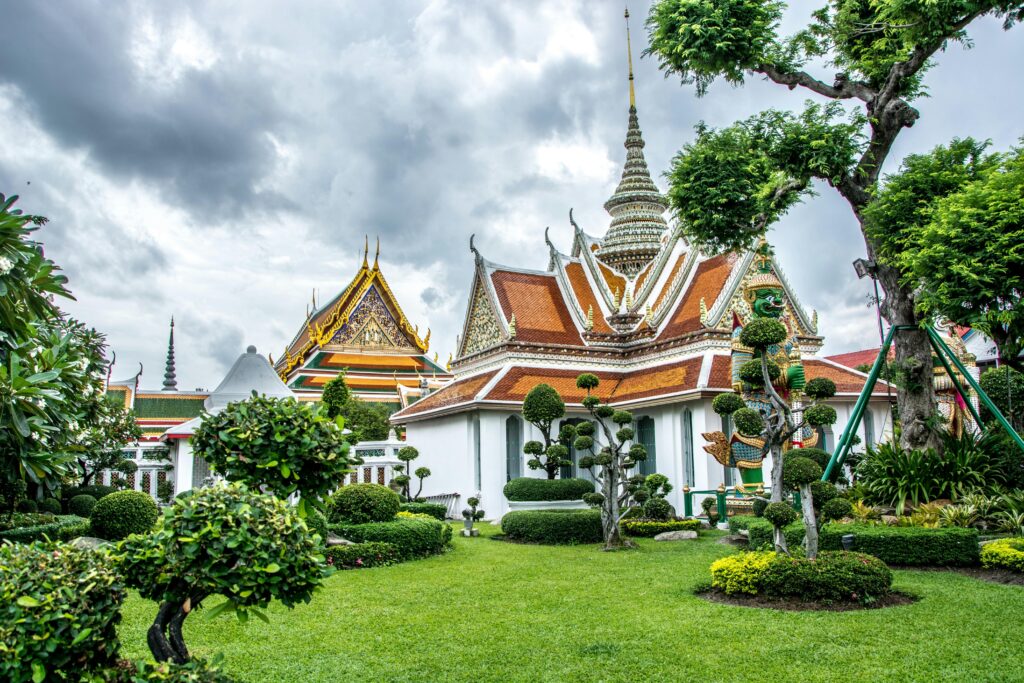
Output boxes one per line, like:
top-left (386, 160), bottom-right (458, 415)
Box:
top-left (904, 565), bottom-right (1024, 586)
top-left (697, 588), bottom-right (917, 612)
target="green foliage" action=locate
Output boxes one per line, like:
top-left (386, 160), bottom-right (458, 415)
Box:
top-left (732, 407), bottom-right (764, 437)
top-left (803, 403), bottom-right (837, 427)
top-left (192, 393), bottom-right (352, 511)
top-left (112, 657), bottom-right (238, 683)
top-left (643, 497), bottom-right (673, 521)
top-left (501, 509), bottom-right (603, 545)
top-left (116, 482), bottom-right (328, 619)
top-left (803, 377), bottom-right (837, 400)
top-left (37, 497), bottom-right (60, 514)
top-left (980, 537), bottom-right (1024, 573)
top-left (739, 318), bottom-right (788, 348)
top-left (621, 519), bottom-right (701, 537)
top-left (329, 518), bottom-right (450, 560)
top-left (712, 392), bottom-right (745, 415)
top-left (575, 373), bottom-right (599, 391)
top-left (979, 367), bottom-right (1024, 431)
top-left (822, 498), bottom-right (853, 522)
top-left (646, 0), bottom-right (786, 95)
top-left (325, 541), bottom-right (400, 570)
top-left (69, 493), bottom-right (98, 517)
top-left (16, 499), bottom-right (36, 513)
top-left (320, 375), bottom-right (350, 419)
top-left (820, 524), bottom-right (981, 567)
top-left (399, 502), bottom-right (447, 520)
top-left (337, 398), bottom-right (392, 442)
top-left (796, 447), bottom-right (830, 471)
top-left (90, 490), bottom-right (158, 541)
top-left (64, 483), bottom-right (115, 502)
top-left (739, 358), bottom-right (780, 386)
top-left (328, 483), bottom-right (400, 524)
top-left (0, 514), bottom-right (90, 543)
top-left (0, 542), bottom-right (125, 681)
top-left (783, 455), bottom-right (822, 488)
top-left (710, 550), bottom-right (776, 595)
top-left (763, 501), bottom-right (797, 528)
top-left (752, 498), bottom-right (769, 517)
top-left (522, 384), bottom-right (565, 430)
top-left (758, 551), bottom-right (893, 604)
top-left (810, 480), bottom-right (838, 510)
top-left (502, 477), bottom-right (595, 501)
top-left (304, 508), bottom-right (328, 544)
top-left (75, 394), bottom-right (144, 486)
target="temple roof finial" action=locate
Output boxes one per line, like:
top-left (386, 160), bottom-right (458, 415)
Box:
top-left (362, 235), bottom-right (369, 268)
top-left (162, 316), bottom-right (178, 391)
top-left (373, 236), bottom-right (381, 269)
top-left (625, 6), bottom-right (636, 109)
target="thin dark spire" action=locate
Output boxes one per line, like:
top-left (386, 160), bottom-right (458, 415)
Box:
top-left (162, 316), bottom-right (178, 391)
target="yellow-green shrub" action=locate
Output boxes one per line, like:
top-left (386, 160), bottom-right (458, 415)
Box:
top-left (710, 551), bottom-right (775, 595)
top-left (981, 537), bottom-right (1024, 572)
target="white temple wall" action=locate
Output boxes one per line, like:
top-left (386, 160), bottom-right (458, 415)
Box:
top-left (172, 441), bottom-right (194, 496)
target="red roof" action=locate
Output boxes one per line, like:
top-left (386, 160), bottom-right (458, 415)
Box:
top-left (658, 254), bottom-right (736, 340)
top-left (825, 347), bottom-right (894, 370)
top-left (490, 270), bottom-right (583, 346)
top-left (393, 370), bottom-right (499, 418)
top-left (804, 358), bottom-right (889, 395)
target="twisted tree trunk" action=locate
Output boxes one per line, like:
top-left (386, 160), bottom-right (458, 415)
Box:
top-left (799, 483), bottom-right (818, 560)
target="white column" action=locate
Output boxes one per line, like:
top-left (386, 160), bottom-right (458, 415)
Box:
top-left (173, 440), bottom-right (194, 495)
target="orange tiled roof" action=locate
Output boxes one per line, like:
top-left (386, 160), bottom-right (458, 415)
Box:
top-left (634, 260), bottom-right (654, 292)
top-left (597, 262), bottom-right (626, 299)
top-left (804, 359), bottom-right (888, 395)
top-left (394, 370), bottom-right (499, 417)
top-left (299, 375), bottom-right (422, 389)
top-left (490, 270), bottom-right (583, 346)
top-left (825, 347), bottom-right (894, 370)
top-left (485, 358), bottom-right (703, 404)
top-left (321, 353), bottom-right (427, 370)
top-left (651, 252), bottom-right (688, 313)
top-left (658, 254), bottom-right (735, 340)
top-left (708, 354), bottom-right (732, 389)
top-left (564, 262), bottom-right (613, 334)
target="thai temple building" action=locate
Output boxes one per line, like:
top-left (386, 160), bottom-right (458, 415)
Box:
top-left (390, 17), bottom-right (894, 517)
top-left (273, 239), bottom-right (451, 412)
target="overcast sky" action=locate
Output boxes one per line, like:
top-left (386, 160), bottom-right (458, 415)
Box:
top-left (1, 1), bottom-right (1021, 390)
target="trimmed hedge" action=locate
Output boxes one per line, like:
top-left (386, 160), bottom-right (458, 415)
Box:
top-left (622, 519), bottom-right (702, 537)
top-left (38, 498), bottom-right (61, 515)
top-left (69, 494), bottom-right (98, 518)
top-left (0, 515), bottom-right (91, 543)
top-left (0, 542), bottom-right (125, 681)
top-left (501, 509), bottom-right (603, 544)
top-left (329, 518), bottom-right (450, 560)
top-left (503, 477), bottom-right (595, 502)
top-left (981, 537), bottom-right (1024, 572)
top-left (731, 515), bottom-right (982, 566)
top-left (399, 502), bottom-right (447, 520)
top-left (325, 541), bottom-right (401, 569)
top-left (63, 484), bottom-right (115, 503)
top-left (90, 490), bottom-right (159, 541)
top-left (305, 508), bottom-right (329, 543)
top-left (328, 484), bottom-right (401, 524)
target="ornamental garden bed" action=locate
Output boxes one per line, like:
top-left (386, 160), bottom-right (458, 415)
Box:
top-left (0, 513), bottom-right (91, 543)
top-left (697, 587), bottom-right (917, 611)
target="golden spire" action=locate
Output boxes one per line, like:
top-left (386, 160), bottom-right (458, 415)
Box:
top-left (373, 236), bottom-right (380, 269)
top-left (625, 6), bottom-right (635, 109)
top-left (362, 235), bottom-right (369, 268)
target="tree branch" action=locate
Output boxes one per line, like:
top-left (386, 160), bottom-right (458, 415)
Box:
top-left (756, 63), bottom-right (875, 102)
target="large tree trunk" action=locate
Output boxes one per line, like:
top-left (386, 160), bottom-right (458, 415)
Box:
top-left (602, 465), bottom-right (626, 549)
top-left (799, 483), bottom-right (818, 560)
top-left (768, 441), bottom-right (788, 555)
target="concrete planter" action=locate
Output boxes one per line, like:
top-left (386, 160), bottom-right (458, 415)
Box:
top-left (505, 499), bottom-right (589, 512)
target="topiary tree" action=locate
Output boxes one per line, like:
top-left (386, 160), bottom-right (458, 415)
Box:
top-left (115, 482), bottom-right (328, 664)
top-left (191, 392), bottom-right (353, 517)
top-left (321, 374), bottom-right (351, 419)
top-left (69, 493), bottom-right (97, 517)
top-left (783, 454), bottom-right (824, 558)
top-left (572, 373), bottom-right (647, 550)
top-left (521, 383), bottom-right (572, 479)
top-left (90, 490), bottom-right (159, 541)
top-left (646, 1), bottom-right (1024, 452)
top-left (393, 446), bottom-right (427, 500)
top-left (712, 317), bottom-right (838, 554)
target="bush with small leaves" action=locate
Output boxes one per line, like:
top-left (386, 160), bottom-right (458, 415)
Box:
top-left (576, 373), bottom-right (600, 391)
top-left (733, 407), bottom-right (764, 437)
top-left (804, 404), bottom-right (838, 427)
top-left (91, 490), bottom-right (159, 541)
top-left (503, 477), bottom-right (594, 501)
top-left (739, 317), bottom-right (788, 348)
top-left (763, 501), bottom-right (798, 528)
top-left (796, 447), bottom-right (830, 471)
top-left (783, 456), bottom-right (822, 489)
top-left (69, 493), bottom-right (98, 518)
top-left (329, 517), bottom-right (450, 560)
top-left (821, 498), bottom-right (853, 522)
top-left (752, 498), bottom-right (769, 517)
top-left (804, 377), bottom-right (837, 400)
top-left (810, 480), bottom-right (838, 509)
top-left (712, 392), bottom-right (746, 415)
top-left (643, 497), bottom-right (673, 521)
top-left (16, 499), bottom-right (37, 513)
top-left (325, 541), bottom-right (401, 570)
top-left (64, 484), bottom-right (115, 502)
top-left (115, 482), bottom-right (328, 663)
top-left (328, 483), bottom-right (401, 524)
top-left (501, 509), bottom-right (603, 544)
top-left (0, 542), bottom-right (125, 682)
top-left (582, 492), bottom-right (605, 507)
top-left (111, 657), bottom-right (239, 683)
top-left (739, 358), bottom-right (780, 386)
top-left (38, 498), bottom-right (61, 515)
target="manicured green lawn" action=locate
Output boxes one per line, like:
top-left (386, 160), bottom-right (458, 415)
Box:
top-left (117, 525), bottom-right (1024, 682)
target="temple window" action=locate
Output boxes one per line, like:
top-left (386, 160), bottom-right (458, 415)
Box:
top-left (506, 415), bottom-right (523, 482)
top-left (681, 409), bottom-right (694, 487)
top-left (636, 416), bottom-right (657, 476)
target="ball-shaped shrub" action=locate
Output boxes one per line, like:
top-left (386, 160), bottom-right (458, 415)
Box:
top-left (37, 498), bottom-right (61, 515)
top-left (739, 358), bottom-right (780, 386)
top-left (810, 480), bottom-right (838, 508)
top-left (90, 490), bottom-right (158, 541)
top-left (643, 497), bottom-right (672, 521)
top-left (804, 403), bottom-right (838, 427)
top-left (763, 501), bottom-right (798, 528)
top-left (1, 542), bottom-right (125, 681)
top-left (821, 498), bottom-right (853, 522)
top-left (796, 447), bottom-right (830, 470)
top-left (739, 318), bottom-right (788, 349)
top-left (760, 551), bottom-right (893, 603)
top-left (712, 392), bottom-right (746, 415)
top-left (783, 456), bottom-right (822, 489)
top-left (503, 477), bottom-right (595, 501)
top-left (575, 420), bottom-right (595, 437)
top-left (328, 483), bottom-right (401, 524)
top-left (68, 493), bottom-right (98, 518)
top-left (803, 377), bottom-right (837, 400)
top-left (501, 509), bottom-right (603, 544)
top-left (523, 384), bottom-right (566, 426)
top-left (65, 484), bottom-right (115, 501)
top-left (733, 407), bottom-right (764, 437)
top-left (191, 393), bottom-right (353, 509)
top-left (576, 373), bottom-right (600, 391)
top-left (752, 497), bottom-right (769, 517)
top-left (116, 482), bottom-right (328, 662)
top-left (16, 499), bottom-right (37, 513)
top-left (612, 410), bottom-right (633, 425)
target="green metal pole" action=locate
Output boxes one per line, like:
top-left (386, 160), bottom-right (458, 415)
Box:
top-left (926, 331), bottom-right (985, 427)
top-left (928, 328), bottom-right (1024, 454)
top-left (716, 486), bottom-right (727, 524)
top-left (683, 486), bottom-right (693, 518)
top-left (822, 324), bottom-right (901, 481)
top-left (792, 488), bottom-right (801, 512)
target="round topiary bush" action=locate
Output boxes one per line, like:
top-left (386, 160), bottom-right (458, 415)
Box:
top-left (733, 408), bottom-right (765, 437)
top-left (501, 509), bottom-right (603, 544)
top-left (0, 542), bottom-right (125, 681)
top-left (502, 477), bottom-right (596, 502)
top-left (804, 404), bottom-right (838, 427)
top-left (752, 498), bottom-right (769, 517)
top-left (16, 499), bottom-right (37, 513)
top-left (783, 456), bottom-right (822, 489)
top-left (329, 517), bottom-right (451, 560)
top-left (63, 484), bottom-right (115, 502)
top-left (796, 447), bottom-right (830, 470)
top-left (643, 497), bottom-right (672, 521)
top-left (739, 318), bottom-right (788, 348)
top-left (37, 498), bottom-right (61, 515)
top-left (90, 490), bottom-right (159, 541)
top-left (327, 484), bottom-right (401, 524)
top-left (821, 497), bottom-right (853, 522)
top-left (711, 550), bottom-right (893, 603)
top-left (803, 377), bottom-right (837, 400)
top-left (69, 494), bottom-right (98, 518)
top-left (712, 392), bottom-right (746, 415)
top-left (739, 358), bottom-right (781, 386)
top-left (763, 501), bottom-right (798, 528)
top-left (810, 480), bottom-right (838, 508)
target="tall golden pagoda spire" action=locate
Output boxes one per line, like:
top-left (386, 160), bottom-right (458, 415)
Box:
top-left (625, 6), bottom-right (636, 109)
